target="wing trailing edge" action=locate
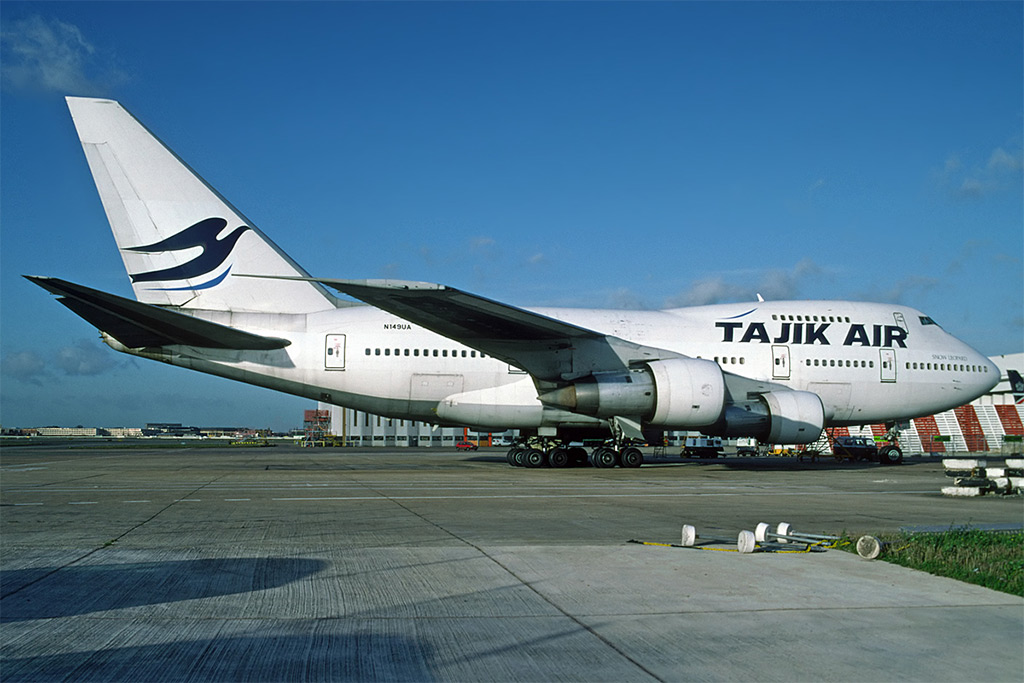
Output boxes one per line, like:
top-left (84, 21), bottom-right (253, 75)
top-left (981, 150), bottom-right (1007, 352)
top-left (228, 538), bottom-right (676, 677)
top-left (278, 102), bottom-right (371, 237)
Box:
top-left (26, 276), bottom-right (290, 350)
top-left (240, 274), bottom-right (681, 381)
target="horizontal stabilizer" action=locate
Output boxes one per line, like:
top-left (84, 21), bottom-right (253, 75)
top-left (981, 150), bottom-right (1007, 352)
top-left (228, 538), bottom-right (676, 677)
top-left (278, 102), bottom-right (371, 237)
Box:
top-left (26, 276), bottom-right (289, 350)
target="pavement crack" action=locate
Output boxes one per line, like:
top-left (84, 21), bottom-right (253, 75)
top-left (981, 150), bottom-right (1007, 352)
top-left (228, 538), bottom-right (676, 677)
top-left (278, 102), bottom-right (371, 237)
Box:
top-left (0, 476), bottom-right (226, 601)
top-left (367, 491), bottom-right (664, 682)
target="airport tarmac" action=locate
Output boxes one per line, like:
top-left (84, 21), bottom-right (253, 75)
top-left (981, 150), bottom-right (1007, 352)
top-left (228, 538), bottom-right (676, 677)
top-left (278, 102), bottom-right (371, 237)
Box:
top-left (2, 444), bottom-right (1021, 682)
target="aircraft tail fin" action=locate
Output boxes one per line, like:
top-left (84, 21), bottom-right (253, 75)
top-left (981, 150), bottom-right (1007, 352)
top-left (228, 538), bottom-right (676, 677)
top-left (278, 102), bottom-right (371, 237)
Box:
top-left (65, 97), bottom-right (337, 314)
top-left (1008, 369), bottom-right (1024, 405)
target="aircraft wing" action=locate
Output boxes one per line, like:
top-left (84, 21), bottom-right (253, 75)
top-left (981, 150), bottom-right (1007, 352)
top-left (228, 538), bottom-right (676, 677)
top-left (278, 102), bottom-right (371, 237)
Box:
top-left (275, 277), bottom-right (681, 382)
top-left (26, 276), bottom-right (290, 350)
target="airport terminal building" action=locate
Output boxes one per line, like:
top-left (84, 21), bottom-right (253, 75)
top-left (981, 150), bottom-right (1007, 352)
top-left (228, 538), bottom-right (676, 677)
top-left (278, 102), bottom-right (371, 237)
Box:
top-left (319, 353), bottom-right (1023, 454)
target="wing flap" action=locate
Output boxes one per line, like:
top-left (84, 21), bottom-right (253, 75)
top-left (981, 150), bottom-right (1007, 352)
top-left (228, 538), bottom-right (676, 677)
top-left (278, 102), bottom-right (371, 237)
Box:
top-left (26, 276), bottom-right (290, 350)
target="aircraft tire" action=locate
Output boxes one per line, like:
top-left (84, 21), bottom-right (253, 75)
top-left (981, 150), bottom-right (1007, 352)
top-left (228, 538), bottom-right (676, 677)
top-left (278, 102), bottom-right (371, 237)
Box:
top-left (512, 449), bottom-right (526, 467)
top-left (548, 448), bottom-right (570, 468)
top-left (568, 447), bottom-right (589, 466)
top-left (592, 447), bottom-right (618, 468)
top-left (620, 447), bottom-right (643, 468)
top-left (523, 448), bottom-right (546, 468)
top-left (506, 448), bottom-right (519, 466)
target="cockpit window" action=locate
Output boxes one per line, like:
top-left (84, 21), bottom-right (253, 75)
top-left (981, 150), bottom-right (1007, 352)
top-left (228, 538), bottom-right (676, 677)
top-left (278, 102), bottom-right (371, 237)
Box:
top-left (919, 316), bottom-right (939, 326)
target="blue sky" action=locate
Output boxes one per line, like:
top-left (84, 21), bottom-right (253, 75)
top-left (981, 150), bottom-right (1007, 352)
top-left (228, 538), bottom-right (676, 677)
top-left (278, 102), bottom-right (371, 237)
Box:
top-left (1, 2), bottom-right (1021, 431)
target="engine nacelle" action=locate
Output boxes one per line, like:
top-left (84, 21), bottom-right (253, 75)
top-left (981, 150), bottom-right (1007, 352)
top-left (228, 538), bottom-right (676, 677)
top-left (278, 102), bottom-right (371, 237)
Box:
top-left (538, 358), bottom-right (726, 428)
top-left (711, 390), bottom-right (824, 444)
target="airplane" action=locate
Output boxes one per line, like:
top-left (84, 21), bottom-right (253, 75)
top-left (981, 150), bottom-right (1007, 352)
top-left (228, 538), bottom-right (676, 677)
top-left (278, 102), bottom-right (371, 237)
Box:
top-left (1010, 369), bottom-right (1024, 406)
top-left (27, 97), bottom-right (1000, 468)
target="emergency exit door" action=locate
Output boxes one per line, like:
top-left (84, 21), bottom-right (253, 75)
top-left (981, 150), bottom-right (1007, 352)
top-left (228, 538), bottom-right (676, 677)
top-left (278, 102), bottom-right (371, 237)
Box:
top-left (325, 334), bottom-right (346, 369)
top-left (772, 345), bottom-right (790, 380)
top-left (879, 348), bottom-right (896, 383)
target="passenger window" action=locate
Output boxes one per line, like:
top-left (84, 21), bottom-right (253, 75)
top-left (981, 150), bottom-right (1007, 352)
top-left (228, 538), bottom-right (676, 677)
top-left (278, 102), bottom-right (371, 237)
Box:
top-left (365, 348), bottom-right (371, 356)
top-left (385, 349), bottom-right (391, 356)
top-left (404, 349), bottom-right (410, 356)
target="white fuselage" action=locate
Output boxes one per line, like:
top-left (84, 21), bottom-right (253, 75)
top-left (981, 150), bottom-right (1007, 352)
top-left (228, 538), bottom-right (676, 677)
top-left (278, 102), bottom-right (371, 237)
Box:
top-left (108, 299), bottom-right (999, 432)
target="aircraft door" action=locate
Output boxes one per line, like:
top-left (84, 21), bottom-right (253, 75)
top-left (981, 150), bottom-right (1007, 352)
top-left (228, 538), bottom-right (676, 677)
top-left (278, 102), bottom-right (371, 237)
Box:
top-left (879, 348), bottom-right (896, 383)
top-left (325, 334), bottom-right (346, 370)
top-left (771, 345), bottom-right (791, 380)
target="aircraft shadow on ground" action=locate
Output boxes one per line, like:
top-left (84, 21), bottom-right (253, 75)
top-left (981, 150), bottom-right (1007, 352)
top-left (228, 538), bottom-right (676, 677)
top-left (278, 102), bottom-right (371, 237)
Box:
top-left (1, 632), bottom-right (435, 682)
top-left (0, 557), bottom-right (327, 622)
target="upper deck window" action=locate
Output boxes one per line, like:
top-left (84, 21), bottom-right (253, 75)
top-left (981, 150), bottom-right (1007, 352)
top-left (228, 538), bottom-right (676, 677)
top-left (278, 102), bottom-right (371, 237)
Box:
top-left (919, 316), bottom-right (938, 326)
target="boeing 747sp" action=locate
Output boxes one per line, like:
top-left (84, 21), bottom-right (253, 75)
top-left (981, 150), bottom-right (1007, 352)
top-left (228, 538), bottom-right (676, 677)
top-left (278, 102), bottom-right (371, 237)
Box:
top-left (27, 98), bottom-right (1000, 467)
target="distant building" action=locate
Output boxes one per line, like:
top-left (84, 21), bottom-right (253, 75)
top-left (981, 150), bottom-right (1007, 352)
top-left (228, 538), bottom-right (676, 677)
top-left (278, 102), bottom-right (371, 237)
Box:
top-left (36, 427), bottom-right (99, 437)
top-left (319, 404), bottom-right (508, 447)
top-left (142, 423), bottom-right (201, 437)
top-left (106, 427), bottom-right (144, 437)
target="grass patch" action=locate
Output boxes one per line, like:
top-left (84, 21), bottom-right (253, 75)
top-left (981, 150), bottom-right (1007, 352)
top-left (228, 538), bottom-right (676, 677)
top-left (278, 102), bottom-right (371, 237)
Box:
top-left (858, 528), bottom-right (1024, 596)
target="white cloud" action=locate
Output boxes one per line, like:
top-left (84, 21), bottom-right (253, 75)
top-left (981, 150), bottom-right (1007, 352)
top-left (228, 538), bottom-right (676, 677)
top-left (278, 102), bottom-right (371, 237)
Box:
top-left (55, 339), bottom-right (120, 376)
top-left (1, 15), bottom-right (126, 94)
top-left (938, 144), bottom-right (1023, 201)
top-left (3, 339), bottom-right (122, 384)
top-left (665, 259), bottom-right (822, 307)
top-left (1, 350), bottom-right (48, 385)
top-left (859, 275), bottom-right (940, 305)
top-left (987, 147), bottom-right (1022, 173)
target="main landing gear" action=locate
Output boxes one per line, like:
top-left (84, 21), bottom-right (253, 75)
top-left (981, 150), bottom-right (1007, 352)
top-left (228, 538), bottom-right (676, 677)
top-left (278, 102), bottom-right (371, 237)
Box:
top-left (877, 421), bottom-right (905, 465)
top-left (506, 437), bottom-right (645, 469)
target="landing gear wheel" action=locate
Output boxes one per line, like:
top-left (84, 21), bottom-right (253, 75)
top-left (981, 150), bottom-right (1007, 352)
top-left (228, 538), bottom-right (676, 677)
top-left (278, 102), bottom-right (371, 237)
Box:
top-left (879, 446), bottom-right (903, 465)
top-left (506, 448), bottom-right (520, 466)
top-left (548, 448), bottom-right (570, 468)
top-left (592, 447), bottom-right (619, 468)
top-left (523, 448), bottom-right (546, 468)
top-left (512, 448), bottom-right (526, 467)
top-left (620, 447), bottom-right (643, 468)
top-left (569, 447), bottom-right (589, 467)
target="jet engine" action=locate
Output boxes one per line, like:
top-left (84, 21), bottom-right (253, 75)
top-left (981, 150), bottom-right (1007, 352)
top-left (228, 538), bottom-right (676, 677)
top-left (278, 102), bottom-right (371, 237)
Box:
top-left (538, 358), bottom-right (726, 428)
top-left (709, 390), bottom-right (824, 444)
